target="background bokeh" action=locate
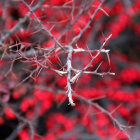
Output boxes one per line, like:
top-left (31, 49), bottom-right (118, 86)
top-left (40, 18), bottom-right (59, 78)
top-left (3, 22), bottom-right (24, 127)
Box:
top-left (0, 0), bottom-right (140, 140)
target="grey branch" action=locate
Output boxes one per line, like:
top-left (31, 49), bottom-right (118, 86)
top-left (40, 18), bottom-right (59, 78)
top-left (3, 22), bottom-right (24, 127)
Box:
top-left (66, 45), bottom-right (75, 106)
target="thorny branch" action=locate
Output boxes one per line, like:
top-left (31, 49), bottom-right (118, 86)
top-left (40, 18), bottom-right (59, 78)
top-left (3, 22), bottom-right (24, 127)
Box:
top-left (73, 93), bottom-right (133, 140)
top-left (70, 34), bottom-right (113, 84)
top-left (0, 0), bottom-right (132, 139)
